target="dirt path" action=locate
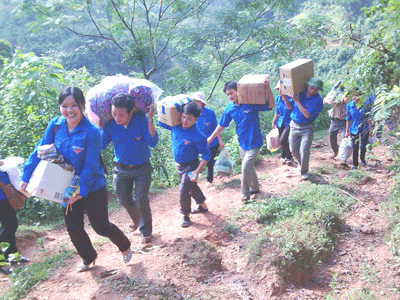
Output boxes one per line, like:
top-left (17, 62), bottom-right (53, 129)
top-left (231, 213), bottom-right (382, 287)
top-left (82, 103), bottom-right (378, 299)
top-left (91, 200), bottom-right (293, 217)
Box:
top-left (1, 134), bottom-right (398, 299)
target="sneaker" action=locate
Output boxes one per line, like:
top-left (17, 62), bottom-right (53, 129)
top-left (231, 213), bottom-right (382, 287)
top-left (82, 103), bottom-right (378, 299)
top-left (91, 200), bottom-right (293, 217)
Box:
top-left (142, 236), bottom-right (152, 244)
top-left (351, 166), bottom-right (358, 170)
top-left (181, 215), bottom-right (191, 227)
top-left (361, 160), bottom-right (367, 166)
top-left (241, 195), bottom-right (250, 203)
top-left (206, 182), bottom-right (213, 188)
top-left (280, 158), bottom-right (286, 164)
top-left (301, 173), bottom-right (310, 180)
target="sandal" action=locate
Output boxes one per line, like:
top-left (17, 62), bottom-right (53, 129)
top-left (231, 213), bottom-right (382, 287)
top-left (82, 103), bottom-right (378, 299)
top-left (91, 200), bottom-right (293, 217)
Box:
top-left (128, 222), bottom-right (139, 232)
top-left (76, 255), bottom-right (97, 273)
top-left (122, 248), bottom-right (132, 265)
top-left (0, 267), bottom-right (12, 275)
top-left (192, 205), bottom-right (208, 214)
top-left (181, 215), bottom-right (191, 227)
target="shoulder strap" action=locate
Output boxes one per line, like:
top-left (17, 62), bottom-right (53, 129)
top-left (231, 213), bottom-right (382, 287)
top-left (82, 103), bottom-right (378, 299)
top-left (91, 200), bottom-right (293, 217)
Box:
top-left (54, 116), bottom-right (63, 134)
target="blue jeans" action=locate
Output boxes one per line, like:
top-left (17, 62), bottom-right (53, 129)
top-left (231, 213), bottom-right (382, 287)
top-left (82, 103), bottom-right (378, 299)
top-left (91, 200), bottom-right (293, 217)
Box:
top-left (113, 160), bottom-right (152, 237)
top-left (289, 121), bottom-right (315, 175)
top-left (63, 186), bottom-right (131, 264)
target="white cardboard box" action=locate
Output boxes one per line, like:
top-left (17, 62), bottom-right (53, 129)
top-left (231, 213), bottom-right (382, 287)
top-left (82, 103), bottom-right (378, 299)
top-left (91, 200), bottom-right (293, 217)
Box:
top-left (157, 94), bottom-right (192, 126)
top-left (26, 160), bottom-right (75, 203)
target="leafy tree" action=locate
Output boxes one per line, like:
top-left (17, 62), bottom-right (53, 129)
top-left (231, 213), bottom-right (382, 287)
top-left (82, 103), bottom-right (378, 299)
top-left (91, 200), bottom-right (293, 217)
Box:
top-left (0, 39), bottom-right (12, 69)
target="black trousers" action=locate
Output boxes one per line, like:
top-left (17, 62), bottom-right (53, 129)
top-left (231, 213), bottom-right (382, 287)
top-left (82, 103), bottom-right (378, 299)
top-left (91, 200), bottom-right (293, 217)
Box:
top-left (206, 144), bottom-right (220, 183)
top-left (351, 131), bottom-right (369, 167)
top-left (278, 124), bottom-right (292, 160)
top-left (176, 159), bottom-right (206, 216)
top-left (63, 186), bottom-right (131, 264)
top-left (0, 199), bottom-right (18, 258)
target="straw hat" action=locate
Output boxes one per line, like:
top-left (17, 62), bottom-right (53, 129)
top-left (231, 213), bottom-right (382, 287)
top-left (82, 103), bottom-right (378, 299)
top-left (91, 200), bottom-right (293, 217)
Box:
top-left (191, 91), bottom-right (206, 105)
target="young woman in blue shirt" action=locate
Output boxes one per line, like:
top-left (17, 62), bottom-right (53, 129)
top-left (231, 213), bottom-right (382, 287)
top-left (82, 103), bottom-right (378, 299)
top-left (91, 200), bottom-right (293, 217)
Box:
top-left (20, 87), bottom-right (132, 272)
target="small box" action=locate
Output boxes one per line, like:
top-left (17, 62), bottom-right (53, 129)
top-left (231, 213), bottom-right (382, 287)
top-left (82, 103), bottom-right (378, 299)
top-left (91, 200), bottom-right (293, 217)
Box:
top-left (237, 74), bottom-right (273, 107)
top-left (279, 59), bottom-right (314, 95)
top-left (157, 94), bottom-right (192, 126)
top-left (26, 160), bottom-right (75, 203)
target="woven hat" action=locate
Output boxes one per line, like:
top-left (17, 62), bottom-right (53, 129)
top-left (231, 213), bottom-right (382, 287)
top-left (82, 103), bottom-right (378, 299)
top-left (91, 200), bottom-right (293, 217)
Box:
top-left (191, 91), bottom-right (206, 105)
top-left (306, 77), bottom-right (324, 92)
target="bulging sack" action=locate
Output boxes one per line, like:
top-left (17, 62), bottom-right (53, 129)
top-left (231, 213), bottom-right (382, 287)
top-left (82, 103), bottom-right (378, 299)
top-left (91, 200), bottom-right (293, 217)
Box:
top-left (266, 128), bottom-right (281, 152)
top-left (214, 149), bottom-right (234, 177)
top-left (339, 137), bottom-right (353, 163)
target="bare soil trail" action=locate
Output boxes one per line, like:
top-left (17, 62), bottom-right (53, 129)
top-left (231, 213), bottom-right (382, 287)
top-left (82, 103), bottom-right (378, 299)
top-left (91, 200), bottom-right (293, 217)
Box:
top-left (1, 134), bottom-right (398, 300)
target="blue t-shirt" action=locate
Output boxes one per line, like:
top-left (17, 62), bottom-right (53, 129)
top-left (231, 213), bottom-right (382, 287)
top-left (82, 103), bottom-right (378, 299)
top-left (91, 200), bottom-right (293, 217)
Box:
top-left (290, 90), bottom-right (323, 124)
top-left (346, 101), bottom-right (370, 134)
top-left (219, 102), bottom-right (270, 150)
top-left (196, 107), bottom-right (219, 148)
top-left (22, 116), bottom-right (106, 197)
top-left (274, 95), bottom-right (293, 128)
top-left (101, 112), bottom-right (159, 165)
top-left (0, 171), bottom-right (11, 202)
top-left (158, 122), bottom-right (211, 164)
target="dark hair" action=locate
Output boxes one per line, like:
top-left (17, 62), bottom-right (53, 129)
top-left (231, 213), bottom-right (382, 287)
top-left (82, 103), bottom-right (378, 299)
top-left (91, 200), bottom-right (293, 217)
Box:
top-left (183, 102), bottom-right (201, 118)
top-left (223, 80), bottom-right (237, 93)
top-left (111, 92), bottom-right (135, 114)
top-left (59, 86), bottom-right (85, 110)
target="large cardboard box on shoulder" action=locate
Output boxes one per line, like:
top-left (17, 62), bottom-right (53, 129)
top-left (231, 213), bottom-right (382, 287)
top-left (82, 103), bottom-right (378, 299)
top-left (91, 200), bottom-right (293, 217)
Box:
top-left (237, 74), bottom-right (274, 108)
top-left (157, 94), bottom-right (192, 127)
top-left (279, 59), bottom-right (314, 96)
top-left (25, 160), bottom-right (75, 203)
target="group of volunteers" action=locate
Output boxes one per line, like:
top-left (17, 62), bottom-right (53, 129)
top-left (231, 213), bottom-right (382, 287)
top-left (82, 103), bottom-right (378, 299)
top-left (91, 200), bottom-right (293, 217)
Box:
top-left (0, 74), bottom-right (374, 275)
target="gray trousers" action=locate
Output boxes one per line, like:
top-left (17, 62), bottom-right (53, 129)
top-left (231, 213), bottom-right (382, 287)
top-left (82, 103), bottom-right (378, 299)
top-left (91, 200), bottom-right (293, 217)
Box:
top-left (239, 147), bottom-right (260, 197)
top-left (329, 119), bottom-right (346, 156)
top-left (113, 160), bottom-right (152, 237)
top-left (289, 121), bottom-right (314, 176)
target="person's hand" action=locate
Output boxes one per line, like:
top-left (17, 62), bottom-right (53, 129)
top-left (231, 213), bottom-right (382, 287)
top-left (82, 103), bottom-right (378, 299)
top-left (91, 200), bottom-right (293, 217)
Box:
top-left (219, 140), bottom-right (225, 149)
top-left (290, 93), bottom-right (299, 102)
top-left (345, 132), bottom-right (351, 138)
top-left (20, 182), bottom-right (28, 193)
top-left (263, 77), bottom-right (270, 86)
top-left (67, 195), bottom-right (83, 205)
top-left (369, 131), bottom-right (373, 137)
top-left (271, 122), bottom-right (276, 129)
top-left (342, 96), bottom-right (349, 103)
top-left (147, 104), bottom-right (155, 119)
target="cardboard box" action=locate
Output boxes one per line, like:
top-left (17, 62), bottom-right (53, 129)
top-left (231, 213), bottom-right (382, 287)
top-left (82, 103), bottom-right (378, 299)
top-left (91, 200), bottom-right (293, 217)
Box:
top-left (26, 160), bottom-right (75, 203)
top-left (237, 74), bottom-right (273, 106)
top-left (279, 59), bottom-right (314, 96)
top-left (157, 94), bottom-right (192, 126)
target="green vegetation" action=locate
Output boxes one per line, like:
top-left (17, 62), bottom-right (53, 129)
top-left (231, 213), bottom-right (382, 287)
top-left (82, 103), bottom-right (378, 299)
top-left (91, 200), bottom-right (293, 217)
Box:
top-left (0, 250), bottom-right (72, 300)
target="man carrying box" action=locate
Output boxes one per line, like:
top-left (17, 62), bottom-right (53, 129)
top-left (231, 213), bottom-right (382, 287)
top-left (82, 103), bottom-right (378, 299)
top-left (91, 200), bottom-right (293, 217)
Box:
top-left (101, 92), bottom-right (158, 244)
top-left (288, 77), bottom-right (324, 180)
top-left (208, 79), bottom-right (274, 203)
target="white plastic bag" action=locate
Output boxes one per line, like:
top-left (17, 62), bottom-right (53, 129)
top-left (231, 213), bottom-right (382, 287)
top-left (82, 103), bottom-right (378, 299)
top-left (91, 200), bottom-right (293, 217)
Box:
top-left (338, 138), bottom-right (353, 163)
top-left (266, 128), bottom-right (281, 152)
top-left (214, 149), bottom-right (234, 177)
top-left (0, 157), bottom-right (25, 191)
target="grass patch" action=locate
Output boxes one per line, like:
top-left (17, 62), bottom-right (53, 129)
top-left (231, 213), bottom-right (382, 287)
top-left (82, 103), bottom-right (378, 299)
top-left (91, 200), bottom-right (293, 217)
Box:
top-left (383, 174), bottom-right (400, 256)
top-left (215, 178), bottom-right (241, 190)
top-left (0, 250), bottom-right (72, 300)
top-left (340, 169), bottom-right (369, 186)
top-left (246, 183), bottom-right (354, 285)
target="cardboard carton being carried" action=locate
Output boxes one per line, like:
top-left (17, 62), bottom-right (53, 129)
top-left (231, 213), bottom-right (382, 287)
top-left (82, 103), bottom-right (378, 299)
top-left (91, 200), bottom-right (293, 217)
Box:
top-left (237, 74), bottom-right (274, 108)
top-left (157, 94), bottom-right (192, 127)
top-left (279, 59), bottom-right (314, 96)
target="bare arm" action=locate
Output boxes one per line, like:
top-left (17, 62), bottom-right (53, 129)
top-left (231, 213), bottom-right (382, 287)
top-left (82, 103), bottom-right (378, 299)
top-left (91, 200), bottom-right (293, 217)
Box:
top-left (292, 94), bottom-right (311, 119)
top-left (208, 125), bottom-right (225, 145)
top-left (147, 105), bottom-right (156, 138)
top-left (272, 113), bottom-right (279, 129)
top-left (346, 120), bottom-right (351, 137)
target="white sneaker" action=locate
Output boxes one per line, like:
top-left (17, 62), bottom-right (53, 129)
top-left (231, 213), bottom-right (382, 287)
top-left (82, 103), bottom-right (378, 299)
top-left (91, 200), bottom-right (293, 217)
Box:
top-left (206, 182), bottom-right (213, 188)
top-left (280, 158), bottom-right (286, 164)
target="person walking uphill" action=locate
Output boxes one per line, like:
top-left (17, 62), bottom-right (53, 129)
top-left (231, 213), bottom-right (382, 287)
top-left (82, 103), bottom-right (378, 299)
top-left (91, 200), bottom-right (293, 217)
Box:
top-left (271, 81), bottom-right (294, 164)
top-left (323, 84), bottom-right (348, 159)
top-left (101, 92), bottom-right (158, 244)
top-left (345, 90), bottom-right (373, 169)
top-left (208, 79), bottom-right (274, 203)
top-left (191, 91), bottom-right (224, 188)
top-left (288, 77), bottom-right (324, 180)
top-left (158, 102), bottom-right (211, 228)
top-left (20, 86), bottom-right (132, 273)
